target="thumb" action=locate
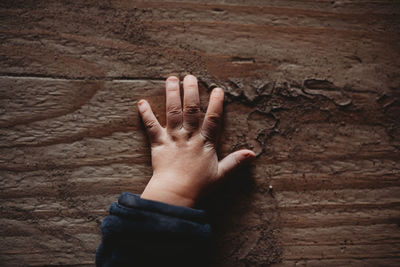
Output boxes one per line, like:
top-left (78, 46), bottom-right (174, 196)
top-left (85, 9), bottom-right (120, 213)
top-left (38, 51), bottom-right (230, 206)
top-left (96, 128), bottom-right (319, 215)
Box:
top-left (217, 149), bottom-right (256, 179)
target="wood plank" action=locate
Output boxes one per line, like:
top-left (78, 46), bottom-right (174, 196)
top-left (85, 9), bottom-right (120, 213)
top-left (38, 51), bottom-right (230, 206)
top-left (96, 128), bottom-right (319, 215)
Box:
top-left (276, 258), bottom-right (400, 267)
top-left (0, 0), bottom-right (399, 266)
top-left (283, 243), bottom-right (400, 260)
top-left (281, 224), bottom-right (400, 245)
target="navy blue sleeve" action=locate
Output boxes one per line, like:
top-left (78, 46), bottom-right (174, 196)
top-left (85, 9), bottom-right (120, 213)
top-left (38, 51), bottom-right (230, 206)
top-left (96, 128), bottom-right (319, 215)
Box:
top-left (95, 192), bottom-right (212, 267)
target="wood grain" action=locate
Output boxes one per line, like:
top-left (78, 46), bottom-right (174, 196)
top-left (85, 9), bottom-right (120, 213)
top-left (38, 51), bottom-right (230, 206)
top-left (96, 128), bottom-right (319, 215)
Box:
top-left (0, 0), bottom-right (399, 266)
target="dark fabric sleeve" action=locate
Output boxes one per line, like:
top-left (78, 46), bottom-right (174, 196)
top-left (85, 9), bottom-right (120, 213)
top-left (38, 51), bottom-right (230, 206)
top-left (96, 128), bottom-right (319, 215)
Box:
top-left (95, 192), bottom-right (212, 267)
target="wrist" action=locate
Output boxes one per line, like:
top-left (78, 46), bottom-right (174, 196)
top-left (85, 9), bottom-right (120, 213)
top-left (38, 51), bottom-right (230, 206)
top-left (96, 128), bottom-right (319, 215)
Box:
top-left (141, 177), bottom-right (196, 207)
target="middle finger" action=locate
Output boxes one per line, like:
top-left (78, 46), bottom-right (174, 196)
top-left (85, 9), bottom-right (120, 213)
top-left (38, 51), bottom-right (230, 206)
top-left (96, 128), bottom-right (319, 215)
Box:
top-left (183, 75), bottom-right (200, 132)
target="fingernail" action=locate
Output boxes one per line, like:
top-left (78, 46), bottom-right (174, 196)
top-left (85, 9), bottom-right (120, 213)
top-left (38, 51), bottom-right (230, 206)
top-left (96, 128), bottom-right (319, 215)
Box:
top-left (166, 76), bottom-right (179, 88)
top-left (167, 76), bottom-right (179, 82)
top-left (184, 74), bottom-right (197, 83)
top-left (244, 151), bottom-right (256, 159)
top-left (138, 100), bottom-right (146, 112)
top-left (213, 87), bottom-right (223, 96)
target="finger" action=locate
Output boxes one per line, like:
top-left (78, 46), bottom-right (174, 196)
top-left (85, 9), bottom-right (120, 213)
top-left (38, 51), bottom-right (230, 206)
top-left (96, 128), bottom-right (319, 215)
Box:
top-left (217, 149), bottom-right (256, 179)
top-left (165, 76), bottom-right (182, 131)
top-left (183, 75), bottom-right (200, 132)
top-left (201, 87), bottom-right (224, 144)
top-left (138, 99), bottom-right (163, 144)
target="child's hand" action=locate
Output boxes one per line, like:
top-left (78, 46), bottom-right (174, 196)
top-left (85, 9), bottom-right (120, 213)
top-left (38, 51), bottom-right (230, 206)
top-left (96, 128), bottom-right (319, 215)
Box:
top-left (138, 75), bottom-right (256, 207)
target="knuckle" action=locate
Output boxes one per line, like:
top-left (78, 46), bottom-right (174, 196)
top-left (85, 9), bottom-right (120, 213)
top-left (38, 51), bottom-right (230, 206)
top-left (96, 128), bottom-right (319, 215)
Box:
top-left (206, 113), bottom-right (221, 126)
top-left (184, 121), bottom-right (198, 132)
top-left (167, 86), bottom-right (179, 92)
top-left (166, 83), bottom-right (179, 92)
top-left (202, 138), bottom-right (215, 150)
top-left (144, 119), bottom-right (157, 130)
top-left (200, 130), bottom-right (213, 142)
top-left (167, 106), bottom-right (182, 116)
top-left (184, 104), bottom-right (200, 115)
top-left (186, 84), bottom-right (197, 90)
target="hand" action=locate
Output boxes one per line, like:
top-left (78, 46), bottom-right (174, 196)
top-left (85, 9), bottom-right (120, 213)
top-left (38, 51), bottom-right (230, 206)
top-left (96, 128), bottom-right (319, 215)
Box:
top-left (138, 75), bottom-right (256, 207)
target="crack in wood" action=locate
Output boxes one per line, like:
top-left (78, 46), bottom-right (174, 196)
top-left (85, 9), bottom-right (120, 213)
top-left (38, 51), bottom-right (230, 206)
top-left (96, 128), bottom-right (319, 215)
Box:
top-left (0, 74), bottom-right (166, 82)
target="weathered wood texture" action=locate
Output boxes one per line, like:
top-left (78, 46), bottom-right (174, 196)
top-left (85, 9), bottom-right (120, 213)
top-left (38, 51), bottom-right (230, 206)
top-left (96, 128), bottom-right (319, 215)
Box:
top-left (1, 0), bottom-right (400, 266)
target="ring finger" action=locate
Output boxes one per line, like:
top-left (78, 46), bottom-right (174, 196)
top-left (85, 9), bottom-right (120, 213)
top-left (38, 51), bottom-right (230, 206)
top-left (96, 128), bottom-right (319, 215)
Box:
top-left (165, 76), bottom-right (182, 131)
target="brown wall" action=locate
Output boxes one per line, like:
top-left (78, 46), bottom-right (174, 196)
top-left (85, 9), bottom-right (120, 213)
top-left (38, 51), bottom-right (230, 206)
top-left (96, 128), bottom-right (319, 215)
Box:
top-left (0, 0), bottom-right (399, 266)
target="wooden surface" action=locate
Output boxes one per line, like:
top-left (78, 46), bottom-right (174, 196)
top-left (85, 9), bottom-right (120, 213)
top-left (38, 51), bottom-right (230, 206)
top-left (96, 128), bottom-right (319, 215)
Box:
top-left (1, 0), bottom-right (400, 266)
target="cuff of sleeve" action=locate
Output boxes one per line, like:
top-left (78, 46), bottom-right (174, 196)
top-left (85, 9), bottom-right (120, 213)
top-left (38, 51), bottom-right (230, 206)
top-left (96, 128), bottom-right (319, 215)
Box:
top-left (96, 192), bottom-right (212, 267)
top-left (117, 192), bottom-right (208, 224)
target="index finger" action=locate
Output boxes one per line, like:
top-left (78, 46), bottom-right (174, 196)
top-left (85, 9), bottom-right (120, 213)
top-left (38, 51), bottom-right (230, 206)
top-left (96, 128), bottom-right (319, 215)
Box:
top-left (201, 87), bottom-right (224, 144)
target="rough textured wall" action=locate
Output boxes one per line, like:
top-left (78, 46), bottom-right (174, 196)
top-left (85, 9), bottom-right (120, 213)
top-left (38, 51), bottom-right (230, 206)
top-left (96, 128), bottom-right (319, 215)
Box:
top-left (0, 0), bottom-right (399, 266)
